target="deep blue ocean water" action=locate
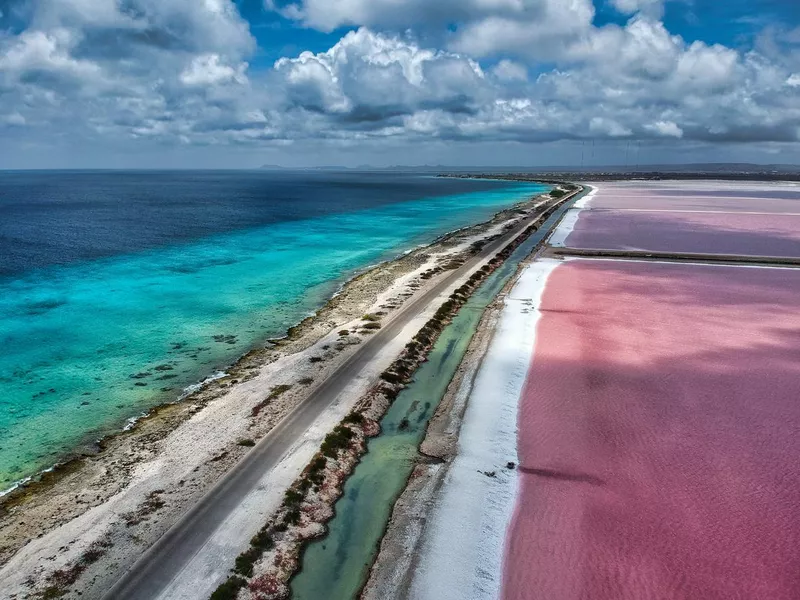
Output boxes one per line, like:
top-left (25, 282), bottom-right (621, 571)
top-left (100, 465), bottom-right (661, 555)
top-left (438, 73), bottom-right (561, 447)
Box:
top-left (0, 171), bottom-right (548, 492)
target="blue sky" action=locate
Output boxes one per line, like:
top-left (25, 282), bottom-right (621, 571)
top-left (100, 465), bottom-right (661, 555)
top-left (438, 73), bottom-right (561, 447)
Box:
top-left (0, 0), bottom-right (798, 168)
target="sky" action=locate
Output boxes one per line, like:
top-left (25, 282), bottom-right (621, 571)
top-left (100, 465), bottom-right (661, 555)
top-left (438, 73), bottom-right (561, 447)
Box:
top-left (0, 0), bottom-right (799, 169)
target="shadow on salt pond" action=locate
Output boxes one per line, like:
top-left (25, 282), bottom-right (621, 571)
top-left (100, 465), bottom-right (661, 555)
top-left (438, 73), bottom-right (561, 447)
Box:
top-left (290, 196), bottom-right (581, 600)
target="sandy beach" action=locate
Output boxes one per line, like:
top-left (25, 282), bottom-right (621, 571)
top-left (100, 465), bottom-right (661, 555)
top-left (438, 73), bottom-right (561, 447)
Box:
top-left (362, 230), bottom-right (574, 600)
top-left (0, 191), bottom-right (553, 600)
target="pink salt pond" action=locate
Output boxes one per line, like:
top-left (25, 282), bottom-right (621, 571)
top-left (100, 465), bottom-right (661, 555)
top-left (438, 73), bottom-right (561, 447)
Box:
top-left (562, 210), bottom-right (800, 258)
top-left (504, 259), bottom-right (800, 600)
top-left (587, 187), bottom-right (800, 214)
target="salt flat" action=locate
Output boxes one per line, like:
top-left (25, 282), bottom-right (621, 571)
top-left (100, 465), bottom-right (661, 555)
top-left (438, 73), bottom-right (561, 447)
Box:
top-left (505, 258), bottom-right (800, 600)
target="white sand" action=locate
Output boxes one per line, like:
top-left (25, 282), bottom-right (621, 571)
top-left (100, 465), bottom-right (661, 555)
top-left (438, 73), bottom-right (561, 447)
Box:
top-left (0, 210), bottom-right (535, 600)
top-left (150, 308), bottom-right (445, 600)
top-left (408, 257), bottom-right (561, 600)
top-left (547, 185), bottom-right (596, 247)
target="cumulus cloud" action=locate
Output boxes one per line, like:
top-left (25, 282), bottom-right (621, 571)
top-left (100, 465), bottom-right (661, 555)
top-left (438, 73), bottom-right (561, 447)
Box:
top-left (1, 0), bottom-right (799, 162)
top-left (267, 0), bottom-right (546, 33)
top-left (646, 120), bottom-right (683, 138)
top-left (492, 59), bottom-right (528, 82)
top-left (263, 25), bottom-right (800, 145)
top-left (273, 29), bottom-right (488, 123)
top-left (180, 54), bottom-right (248, 87)
top-left (0, 0), bottom-right (264, 146)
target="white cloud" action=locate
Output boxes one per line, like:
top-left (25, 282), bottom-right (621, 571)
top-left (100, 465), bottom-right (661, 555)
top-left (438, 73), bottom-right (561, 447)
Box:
top-left (645, 120), bottom-right (683, 138)
top-left (2, 112), bottom-right (26, 126)
top-left (0, 0), bottom-right (263, 147)
top-left (1, 0), bottom-right (799, 160)
top-left (492, 59), bottom-right (528, 82)
top-left (274, 29), bottom-right (488, 120)
top-left (590, 117), bottom-right (633, 138)
top-left (180, 54), bottom-right (248, 86)
top-left (0, 29), bottom-right (102, 84)
top-left (268, 0), bottom-right (545, 33)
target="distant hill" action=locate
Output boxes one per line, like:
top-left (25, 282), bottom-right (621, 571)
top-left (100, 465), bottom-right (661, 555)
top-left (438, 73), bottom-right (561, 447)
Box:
top-left (261, 163), bottom-right (799, 174)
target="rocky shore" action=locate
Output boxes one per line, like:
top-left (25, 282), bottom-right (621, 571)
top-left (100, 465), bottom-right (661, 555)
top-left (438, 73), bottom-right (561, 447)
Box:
top-left (209, 189), bottom-right (578, 600)
top-left (362, 187), bottom-right (581, 600)
top-left (0, 191), bottom-right (554, 600)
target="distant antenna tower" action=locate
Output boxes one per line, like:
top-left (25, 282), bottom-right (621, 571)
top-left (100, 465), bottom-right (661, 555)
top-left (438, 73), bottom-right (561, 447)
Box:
top-left (625, 141), bottom-right (631, 170)
top-left (580, 141), bottom-right (585, 170)
top-left (635, 141), bottom-right (641, 172)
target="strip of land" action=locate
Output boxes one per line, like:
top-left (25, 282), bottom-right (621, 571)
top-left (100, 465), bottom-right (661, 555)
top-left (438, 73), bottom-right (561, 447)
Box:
top-left (106, 196), bottom-right (565, 600)
top-left (0, 188), bottom-right (561, 600)
top-left (366, 179), bottom-right (800, 600)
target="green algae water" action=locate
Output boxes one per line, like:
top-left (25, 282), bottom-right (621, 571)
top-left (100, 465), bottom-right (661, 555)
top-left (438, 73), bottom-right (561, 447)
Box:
top-left (0, 172), bottom-right (549, 493)
top-left (290, 197), bottom-right (578, 600)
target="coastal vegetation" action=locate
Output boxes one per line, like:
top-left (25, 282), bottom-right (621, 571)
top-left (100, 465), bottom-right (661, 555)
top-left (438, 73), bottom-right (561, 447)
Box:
top-left (37, 538), bottom-right (113, 599)
top-left (1, 184), bottom-right (559, 600)
top-left (208, 190), bottom-right (577, 600)
top-left (251, 385), bottom-right (293, 418)
top-left (210, 576), bottom-right (247, 600)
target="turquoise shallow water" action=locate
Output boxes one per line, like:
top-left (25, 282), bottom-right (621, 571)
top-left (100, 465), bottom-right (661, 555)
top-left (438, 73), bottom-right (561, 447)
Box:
top-left (0, 180), bottom-right (547, 492)
top-left (291, 195), bottom-right (579, 600)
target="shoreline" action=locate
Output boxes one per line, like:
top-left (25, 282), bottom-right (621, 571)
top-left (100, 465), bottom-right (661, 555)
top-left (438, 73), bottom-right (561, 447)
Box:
top-left (206, 189), bottom-right (577, 600)
top-left (0, 188), bottom-right (553, 599)
top-left (0, 196), bottom-right (530, 504)
top-left (362, 188), bottom-right (584, 600)
top-left (407, 258), bottom-right (559, 600)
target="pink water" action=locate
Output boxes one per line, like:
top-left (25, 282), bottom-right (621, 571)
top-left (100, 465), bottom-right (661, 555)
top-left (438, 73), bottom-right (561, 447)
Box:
top-left (586, 188), bottom-right (800, 213)
top-left (563, 210), bottom-right (800, 258)
top-left (504, 259), bottom-right (800, 600)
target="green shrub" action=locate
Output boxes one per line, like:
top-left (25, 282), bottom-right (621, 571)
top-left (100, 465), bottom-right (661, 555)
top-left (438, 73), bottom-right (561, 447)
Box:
top-left (251, 384), bottom-right (293, 417)
top-left (234, 547), bottom-right (262, 577)
top-left (237, 438), bottom-right (255, 447)
top-left (380, 371), bottom-right (404, 385)
top-left (362, 322), bottom-right (381, 330)
top-left (320, 425), bottom-right (355, 458)
top-left (383, 386), bottom-right (400, 400)
top-left (284, 488), bottom-right (304, 507)
top-left (306, 456), bottom-right (328, 484)
top-left (415, 332), bottom-right (431, 346)
top-left (284, 508), bottom-right (301, 525)
top-left (308, 456), bottom-right (327, 472)
top-left (251, 529), bottom-right (274, 551)
top-left (210, 576), bottom-right (247, 600)
top-left (343, 412), bottom-right (365, 426)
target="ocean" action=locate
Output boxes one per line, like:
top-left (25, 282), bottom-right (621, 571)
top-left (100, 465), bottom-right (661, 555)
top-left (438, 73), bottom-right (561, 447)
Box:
top-left (0, 170), bottom-right (548, 492)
